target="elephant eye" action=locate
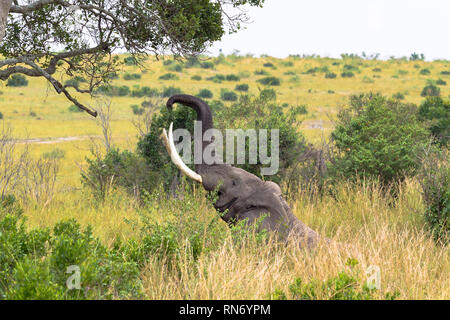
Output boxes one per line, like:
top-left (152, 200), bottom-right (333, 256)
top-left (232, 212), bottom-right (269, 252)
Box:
top-left (217, 190), bottom-right (223, 196)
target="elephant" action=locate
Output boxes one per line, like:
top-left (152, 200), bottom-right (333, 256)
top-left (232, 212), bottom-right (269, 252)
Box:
top-left (160, 94), bottom-right (323, 249)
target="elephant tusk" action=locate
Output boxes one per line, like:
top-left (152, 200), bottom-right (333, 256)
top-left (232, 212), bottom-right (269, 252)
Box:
top-left (160, 122), bottom-right (202, 183)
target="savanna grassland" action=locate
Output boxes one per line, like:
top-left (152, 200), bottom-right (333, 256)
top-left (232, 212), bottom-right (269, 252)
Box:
top-left (0, 54), bottom-right (449, 300)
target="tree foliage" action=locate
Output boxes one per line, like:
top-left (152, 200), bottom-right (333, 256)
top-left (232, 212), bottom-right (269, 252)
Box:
top-left (0, 0), bottom-right (264, 115)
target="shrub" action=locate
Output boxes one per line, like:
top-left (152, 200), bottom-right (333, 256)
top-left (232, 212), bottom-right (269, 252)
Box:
top-left (263, 62), bottom-right (276, 69)
top-left (206, 74), bottom-right (225, 83)
top-left (201, 61), bottom-right (215, 69)
top-left (158, 73), bottom-right (178, 80)
top-left (191, 75), bottom-right (202, 81)
top-left (392, 92), bottom-right (405, 100)
top-left (131, 86), bottom-right (159, 98)
top-left (271, 259), bottom-right (399, 300)
top-left (0, 211), bottom-right (142, 299)
top-left (436, 79), bottom-right (447, 86)
top-left (82, 148), bottom-right (159, 200)
top-left (330, 93), bottom-right (429, 187)
top-left (420, 68), bottom-right (431, 75)
top-left (421, 84), bottom-right (440, 97)
top-left (162, 59), bottom-right (174, 66)
top-left (68, 105), bottom-right (83, 113)
top-left (257, 76), bottom-right (281, 86)
top-left (235, 83), bottom-right (249, 92)
top-left (225, 74), bottom-right (240, 81)
top-left (161, 86), bottom-right (183, 97)
top-left (343, 64), bottom-right (359, 72)
top-left (7, 74), bottom-right (28, 87)
top-left (341, 71), bottom-right (355, 78)
top-left (254, 69), bottom-right (269, 76)
top-left (418, 148), bottom-right (449, 244)
top-left (0, 112), bottom-right (3, 120)
top-left (137, 105), bottom-right (197, 190)
top-left (131, 104), bottom-right (144, 115)
top-left (372, 68), bottom-right (382, 72)
top-left (29, 111), bottom-right (37, 117)
top-left (281, 61), bottom-right (294, 67)
top-left (214, 92), bottom-right (310, 185)
top-left (42, 148), bottom-right (65, 160)
top-left (123, 73), bottom-right (141, 80)
top-left (440, 70), bottom-right (450, 75)
top-left (197, 88), bottom-right (213, 99)
top-left (123, 56), bottom-right (136, 65)
top-left (168, 64), bottom-right (183, 72)
top-left (259, 88), bottom-right (276, 101)
top-left (325, 72), bottom-right (337, 79)
top-left (220, 89), bottom-right (238, 101)
top-left (418, 97), bottom-right (450, 146)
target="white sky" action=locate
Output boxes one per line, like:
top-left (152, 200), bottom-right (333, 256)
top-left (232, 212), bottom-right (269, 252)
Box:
top-left (209, 0), bottom-right (450, 60)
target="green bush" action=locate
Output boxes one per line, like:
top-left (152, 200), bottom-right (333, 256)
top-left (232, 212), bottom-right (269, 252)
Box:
top-left (68, 105), bottom-right (83, 113)
top-left (81, 148), bottom-right (159, 201)
top-left (220, 89), bottom-right (238, 101)
top-left (225, 74), bottom-right (240, 81)
top-left (440, 70), bottom-right (450, 75)
top-left (7, 74), bottom-right (28, 87)
top-left (271, 259), bottom-right (399, 300)
top-left (325, 72), bottom-right (337, 79)
top-left (0, 112), bottom-right (3, 120)
top-left (263, 62), bottom-right (276, 69)
top-left (96, 85), bottom-right (130, 97)
top-left (197, 88), bottom-right (213, 99)
top-left (420, 68), bottom-right (431, 75)
top-left (137, 104), bottom-right (197, 190)
top-left (0, 199), bottom-right (142, 299)
top-left (158, 73), bottom-right (179, 80)
top-left (131, 86), bottom-right (159, 98)
top-left (161, 86), bottom-right (183, 97)
top-left (235, 83), bottom-right (249, 92)
top-left (131, 105), bottom-right (144, 115)
top-left (418, 97), bottom-right (450, 146)
top-left (436, 79), bottom-right (447, 86)
top-left (254, 69), bottom-right (269, 76)
top-left (392, 92), bottom-right (405, 100)
top-left (341, 71), bottom-right (355, 78)
top-left (123, 73), bottom-right (141, 80)
top-left (372, 68), bottom-right (382, 72)
top-left (168, 64), bottom-right (183, 72)
top-left (123, 56), bottom-right (137, 65)
top-left (201, 61), bottom-right (215, 69)
top-left (215, 92), bottom-right (309, 185)
top-left (42, 148), bottom-right (65, 160)
top-left (418, 148), bottom-right (449, 244)
top-left (330, 93), bottom-right (429, 187)
top-left (421, 84), bottom-right (440, 97)
top-left (206, 74), bottom-right (225, 83)
top-left (257, 76), bottom-right (281, 86)
top-left (191, 75), bottom-right (202, 81)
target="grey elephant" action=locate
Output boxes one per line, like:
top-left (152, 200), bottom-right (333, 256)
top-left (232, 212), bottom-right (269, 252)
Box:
top-left (160, 94), bottom-right (322, 249)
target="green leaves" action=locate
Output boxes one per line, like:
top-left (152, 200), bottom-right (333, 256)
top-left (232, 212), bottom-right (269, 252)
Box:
top-left (330, 93), bottom-right (429, 187)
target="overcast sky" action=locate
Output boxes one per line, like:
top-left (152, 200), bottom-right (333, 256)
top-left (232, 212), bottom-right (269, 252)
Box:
top-left (209, 0), bottom-right (450, 60)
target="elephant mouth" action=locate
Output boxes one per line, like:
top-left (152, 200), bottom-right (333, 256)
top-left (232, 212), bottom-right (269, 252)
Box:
top-left (215, 197), bottom-right (238, 212)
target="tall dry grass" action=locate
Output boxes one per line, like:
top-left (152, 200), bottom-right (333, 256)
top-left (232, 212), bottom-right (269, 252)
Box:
top-left (140, 179), bottom-right (449, 300)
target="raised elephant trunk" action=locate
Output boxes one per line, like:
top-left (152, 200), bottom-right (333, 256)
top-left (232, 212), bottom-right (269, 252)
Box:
top-left (160, 94), bottom-right (323, 249)
top-left (166, 94), bottom-right (213, 171)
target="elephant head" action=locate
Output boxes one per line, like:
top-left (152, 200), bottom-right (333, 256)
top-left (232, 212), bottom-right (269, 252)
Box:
top-left (161, 94), bottom-right (321, 249)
